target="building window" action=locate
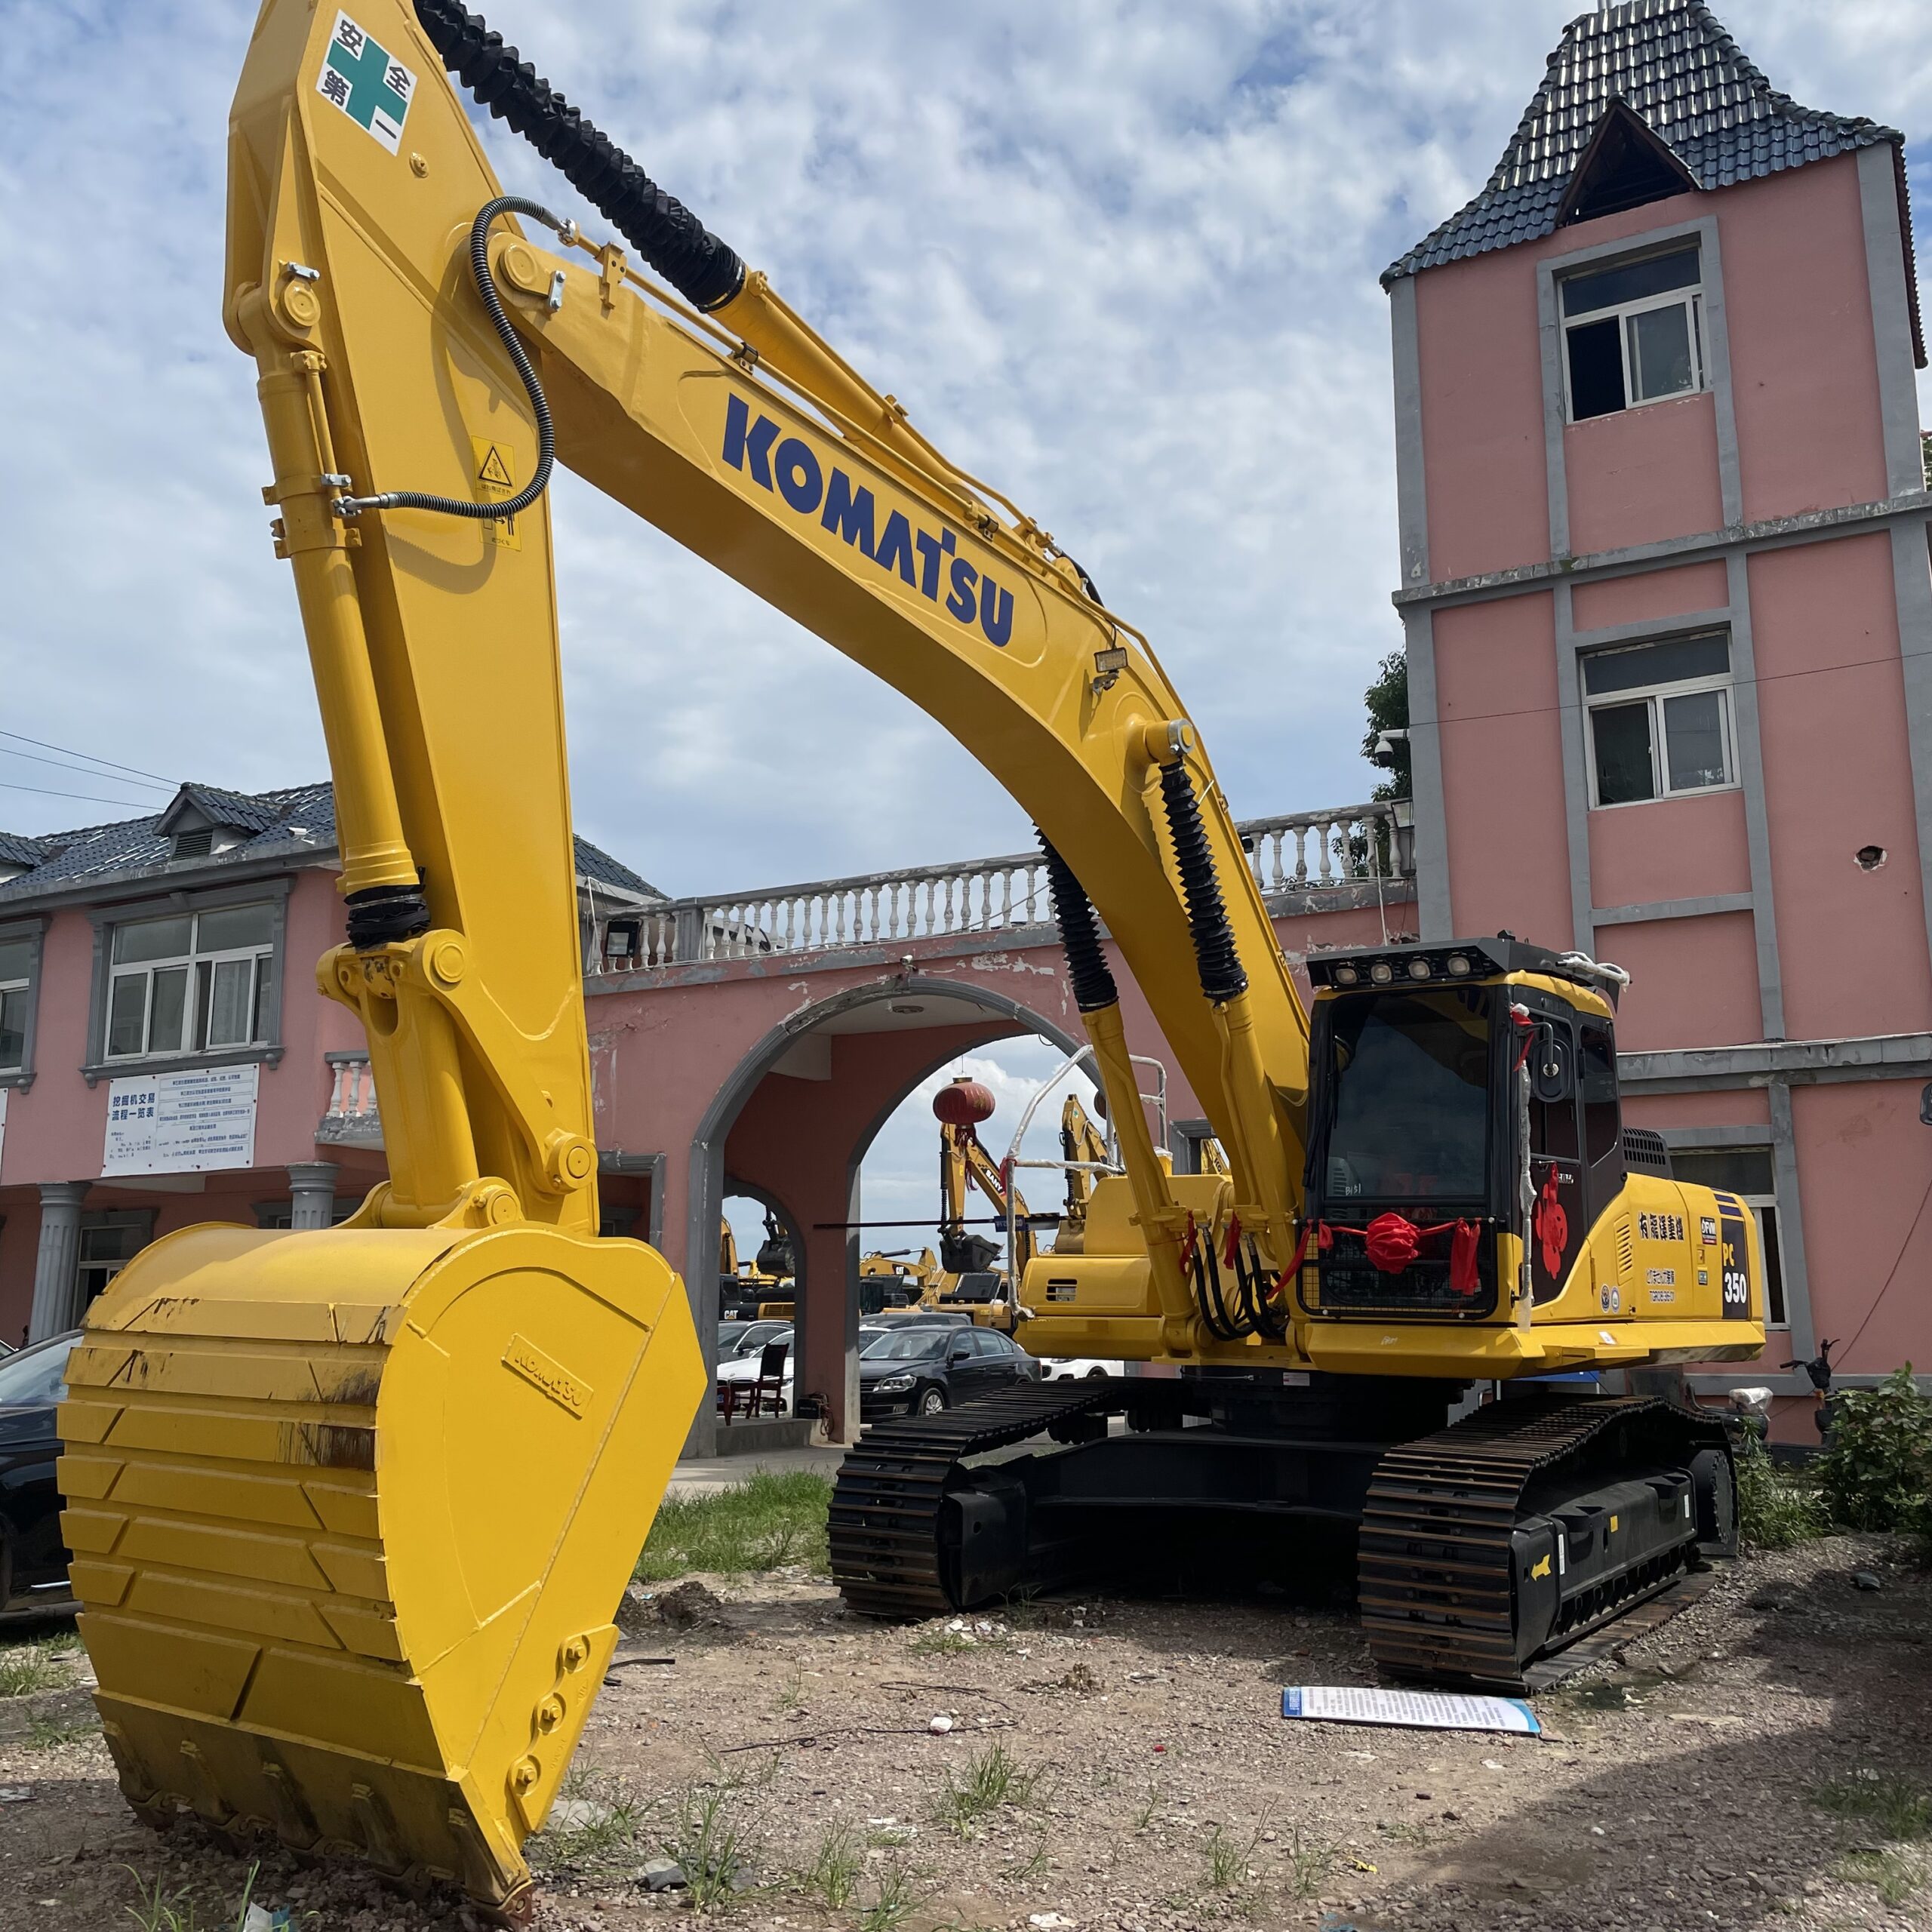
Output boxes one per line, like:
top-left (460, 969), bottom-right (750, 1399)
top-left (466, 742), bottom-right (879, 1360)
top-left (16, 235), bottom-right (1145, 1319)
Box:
top-left (0, 934), bottom-right (32, 1075)
top-left (1671, 1146), bottom-right (1788, 1330)
top-left (76, 1210), bottom-right (152, 1312)
top-left (1562, 245), bottom-right (1703, 422)
top-left (105, 903), bottom-right (276, 1061)
top-left (1584, 632), bottom-right (1734, 807)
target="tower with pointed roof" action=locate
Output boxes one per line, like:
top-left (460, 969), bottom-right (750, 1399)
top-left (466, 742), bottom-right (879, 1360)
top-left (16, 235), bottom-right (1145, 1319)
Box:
top-left (1386, 0), bottom-right (1930, 1417)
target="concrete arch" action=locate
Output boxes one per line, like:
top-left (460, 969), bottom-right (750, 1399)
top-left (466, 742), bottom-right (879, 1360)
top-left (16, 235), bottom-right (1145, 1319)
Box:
top-left (685, 973), bottom-right (1082, 1451)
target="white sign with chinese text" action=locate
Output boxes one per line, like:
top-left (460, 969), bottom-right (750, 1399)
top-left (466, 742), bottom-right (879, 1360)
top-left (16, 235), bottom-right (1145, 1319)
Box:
top-left (103, 1065), bottom-right (260, 1177)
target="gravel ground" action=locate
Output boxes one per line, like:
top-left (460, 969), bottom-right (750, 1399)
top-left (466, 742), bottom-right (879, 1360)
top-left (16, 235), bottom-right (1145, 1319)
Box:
top-left (2, 1533), bottom-right (1929, 1931)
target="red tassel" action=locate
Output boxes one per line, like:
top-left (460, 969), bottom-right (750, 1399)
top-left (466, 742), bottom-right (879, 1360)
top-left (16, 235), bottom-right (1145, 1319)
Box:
top-left (1449, 1218), bottom-right (1481, 1296)
top-left (1364, 1211), bottom-right (1420, 1275)
top-left (1221, 1212), bottom-right (1243, 1269)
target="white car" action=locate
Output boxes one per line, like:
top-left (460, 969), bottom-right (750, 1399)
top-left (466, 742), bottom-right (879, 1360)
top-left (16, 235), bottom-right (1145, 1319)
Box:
top-left (715, 1325), bottom-right (894, 1410)
top-left (1038, 1356), bottom-right (1124, 1380)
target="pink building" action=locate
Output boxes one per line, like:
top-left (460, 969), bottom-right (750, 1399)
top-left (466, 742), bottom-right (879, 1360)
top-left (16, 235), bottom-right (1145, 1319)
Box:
top-left (1386, 0), bottom-right (1931, 1426)
top-left (0, 783), bottom-right (660, 1346)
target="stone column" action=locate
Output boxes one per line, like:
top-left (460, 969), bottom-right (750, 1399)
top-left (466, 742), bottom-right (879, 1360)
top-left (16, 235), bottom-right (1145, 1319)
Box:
top-left (287, 1161), bottom-right (340, 1231)
top-left (29, 1182), bottom-right (91, 1343)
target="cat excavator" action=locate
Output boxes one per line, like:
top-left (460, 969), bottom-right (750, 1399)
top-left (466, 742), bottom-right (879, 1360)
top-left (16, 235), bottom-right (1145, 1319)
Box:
top-left (55, 0), bottom-right (1764, 1915)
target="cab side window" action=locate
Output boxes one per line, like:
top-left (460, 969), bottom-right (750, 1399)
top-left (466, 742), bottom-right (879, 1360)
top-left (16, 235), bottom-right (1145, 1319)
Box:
top-left (1579, 1023), bottom-right (1626, 1218)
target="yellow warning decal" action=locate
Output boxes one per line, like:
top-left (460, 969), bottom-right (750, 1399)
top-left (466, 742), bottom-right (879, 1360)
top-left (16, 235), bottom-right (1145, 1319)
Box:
top-left (1531, 1554), bottom-right (1552, 1579)
top-left (1609, 1514), bottom-right (1620, 1533)
top-left (469, 435), bottom-right (521, 549)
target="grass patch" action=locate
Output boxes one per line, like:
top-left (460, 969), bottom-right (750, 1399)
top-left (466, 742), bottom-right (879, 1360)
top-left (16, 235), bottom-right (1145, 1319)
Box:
top-left (856, 1862), bottom-right (921, 1932)
top-left (1201, 1819), bottom-right (1263, 1896)
top-left (531, 1765), bottom-right (643, 1875)
top-left (0, 1637), bottom-right (75, 1700)
top-left (933, 1741), bottom-right (1041, 1840)
top-left (1812, 1774), bottom-right (1932, 1841)
top-left (1835, 1848), bottom-right (1921, 1906)
top-left (1284, 1824), bottom-right (1339, 1900)
top-left (1735, 1434), bottom-right (1826, 1549)
top-left (796, 1821), bottom-right (863, 1909)
top-left (26, 1714), bottom-right (97, 1751)
top-left (122, 1863), bottom-right (267, 1932)
top-left (635, 1472), bottom-right (831, 1583)
top-left (659, 1778), bottom-right (759, 1906)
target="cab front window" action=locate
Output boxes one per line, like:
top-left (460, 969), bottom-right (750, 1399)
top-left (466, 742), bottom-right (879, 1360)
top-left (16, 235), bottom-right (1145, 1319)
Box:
top-left (1322, 987), bottom-right (1492, 1203)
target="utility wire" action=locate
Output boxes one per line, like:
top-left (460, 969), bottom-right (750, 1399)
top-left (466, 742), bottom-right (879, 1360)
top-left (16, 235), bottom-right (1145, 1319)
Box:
top-left (0, 780), bottom-right (162, 811)
top-left (1835, 1164), bottom-right (1932, 1363)
top-left (0, 743), bottom-right (173, 791)
top-left (0, 729), bottom-right (171, 785)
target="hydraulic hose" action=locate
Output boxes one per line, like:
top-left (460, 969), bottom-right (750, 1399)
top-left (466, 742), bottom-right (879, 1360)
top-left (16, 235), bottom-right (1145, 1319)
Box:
top-left (411, 1), bottom-right (746, 312)
top-left (335, 195), bottom-right (565, 521)
top-left (1038, 835), bottom-right (1118, 1013)
top-left (1157, 760), bottom-right (1247, 1004)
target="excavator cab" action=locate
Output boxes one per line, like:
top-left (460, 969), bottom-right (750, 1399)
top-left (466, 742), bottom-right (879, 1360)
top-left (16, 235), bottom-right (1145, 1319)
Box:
top-left (1297, 935), bottom-right (1764, 1372)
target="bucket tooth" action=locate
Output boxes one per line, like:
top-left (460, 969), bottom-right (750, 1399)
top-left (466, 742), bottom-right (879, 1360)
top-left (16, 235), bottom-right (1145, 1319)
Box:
top-left (60, 1221), bottom-right (706, 1910)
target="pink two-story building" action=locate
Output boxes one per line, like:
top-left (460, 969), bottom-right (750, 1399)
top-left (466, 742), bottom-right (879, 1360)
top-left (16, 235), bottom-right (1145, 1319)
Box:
top-left (1386, 0), bottom-right (1931, 1422)
top-left (0, 783), bottom-right (659, 1346)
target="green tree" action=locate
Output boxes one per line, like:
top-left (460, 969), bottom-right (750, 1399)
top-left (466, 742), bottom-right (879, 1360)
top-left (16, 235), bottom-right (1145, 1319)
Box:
top-left (1361, 650), bottom-right (1410, 803)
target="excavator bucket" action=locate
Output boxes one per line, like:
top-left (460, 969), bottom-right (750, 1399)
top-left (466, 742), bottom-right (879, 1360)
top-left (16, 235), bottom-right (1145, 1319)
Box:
top-left (59, 1221), bottom-right (703, 1915)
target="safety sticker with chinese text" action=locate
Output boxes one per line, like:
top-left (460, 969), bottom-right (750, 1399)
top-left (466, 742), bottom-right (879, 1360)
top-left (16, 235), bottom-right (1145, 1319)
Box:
top-left (315, 11), bottom-right (416, 154)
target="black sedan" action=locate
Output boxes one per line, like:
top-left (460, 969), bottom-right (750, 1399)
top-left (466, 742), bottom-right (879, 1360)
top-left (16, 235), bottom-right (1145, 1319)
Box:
top-left (0, 1331), bottom-right (79, 1620)
top-left (858, 1323), bottom-right (1041, 1420)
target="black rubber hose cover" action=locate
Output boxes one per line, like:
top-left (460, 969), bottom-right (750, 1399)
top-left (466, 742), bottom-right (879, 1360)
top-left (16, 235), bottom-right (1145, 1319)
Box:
top-left (1158, 761), bottom-right (1247, 1004)
top-left (411, 1), bottom-right (746, 312)
top-left (1038, 835), bottom-right (1118, 1014)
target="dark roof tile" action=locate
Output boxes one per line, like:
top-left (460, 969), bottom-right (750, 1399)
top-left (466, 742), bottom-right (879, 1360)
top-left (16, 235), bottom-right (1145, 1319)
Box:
top-left (1384, 0), bottom-right (1909, 330)
top-left (0, 782), bottom-right (663, 905)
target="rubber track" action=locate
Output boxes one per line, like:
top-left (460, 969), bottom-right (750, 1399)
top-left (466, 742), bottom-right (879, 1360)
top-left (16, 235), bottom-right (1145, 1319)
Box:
top-left (829, 1382), bottom-right (1118, 1617)
top-left (1358, 1395), bottom-right (1724, 1691)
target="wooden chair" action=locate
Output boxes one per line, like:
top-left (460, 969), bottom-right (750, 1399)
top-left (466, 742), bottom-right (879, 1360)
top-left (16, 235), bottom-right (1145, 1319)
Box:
top-left (749, 1342), bottom-right (789, 1417)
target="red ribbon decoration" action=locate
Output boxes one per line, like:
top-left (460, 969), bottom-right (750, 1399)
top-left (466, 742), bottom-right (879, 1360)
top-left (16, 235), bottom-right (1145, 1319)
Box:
top-left (1221, 1212), bottom-right (1244, 1269)
top-left (1364, 1211), bottom-right (1421, 1273)
top-left (1448, 1217), bottom-right (1481, 1296)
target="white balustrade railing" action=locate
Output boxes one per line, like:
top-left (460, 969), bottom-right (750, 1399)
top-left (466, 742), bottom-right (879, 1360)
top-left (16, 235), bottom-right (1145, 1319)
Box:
top-left (318, 1051), bottom-right (382, 1146)
top-left (589, 799), bottom-right (1404, 974)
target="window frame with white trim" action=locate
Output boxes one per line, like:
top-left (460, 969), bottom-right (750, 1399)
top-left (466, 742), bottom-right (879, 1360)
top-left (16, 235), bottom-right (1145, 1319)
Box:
top-left (1669, 1146), bottom-right (1789, 1331)
top-left (82, 881), bottom-right (292, 1085)
top-left (1561, 242), bottom-right (1707, 423)
top-left (1582, 629), bottom-right (1737, 811)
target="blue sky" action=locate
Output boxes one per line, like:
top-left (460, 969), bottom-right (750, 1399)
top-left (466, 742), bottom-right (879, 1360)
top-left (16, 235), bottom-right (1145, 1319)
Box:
top-left (3, 1), bottom-right (1928, 1249)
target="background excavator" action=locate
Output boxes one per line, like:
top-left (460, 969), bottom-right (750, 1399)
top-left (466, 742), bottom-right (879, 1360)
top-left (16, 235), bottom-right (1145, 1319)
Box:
top-left (928, 1076), bottom-right (1036, 1331)
top-left (54, 0), bottom-right (1764, 1915)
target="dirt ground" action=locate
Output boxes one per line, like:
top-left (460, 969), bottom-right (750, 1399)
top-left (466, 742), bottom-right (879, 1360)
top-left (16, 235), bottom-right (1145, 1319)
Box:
top-left (4, 1534), bottom-right (1931, 1932)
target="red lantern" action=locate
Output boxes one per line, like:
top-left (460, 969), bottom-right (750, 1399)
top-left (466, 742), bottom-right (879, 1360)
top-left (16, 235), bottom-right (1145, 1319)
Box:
top-left (932, 1077), bottom-right (996, 1128)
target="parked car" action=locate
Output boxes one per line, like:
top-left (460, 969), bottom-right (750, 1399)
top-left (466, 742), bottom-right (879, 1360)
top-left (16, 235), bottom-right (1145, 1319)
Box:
top-left (859, 1323), bottom-right (1041, 1420)
top-left (1039, 1357), bottom-right (1124, 1380)
top-left (717, 1318), bottom-right (793, 1361)
top-left (0, 1331), bottom-right (80, 1620)
top-left (866, 1309), bottom-right (974, 1330)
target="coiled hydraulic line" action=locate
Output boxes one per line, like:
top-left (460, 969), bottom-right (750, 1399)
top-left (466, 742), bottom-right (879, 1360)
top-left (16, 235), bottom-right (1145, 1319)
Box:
top-left (411, 0), bottom-right (746, 312)
top-left (1157, 760), bottom-right (1247, 1003)
top-left (334, 195), bottom-right (565, 522)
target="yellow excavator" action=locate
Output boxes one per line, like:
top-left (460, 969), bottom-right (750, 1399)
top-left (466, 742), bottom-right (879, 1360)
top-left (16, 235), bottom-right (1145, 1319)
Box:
top-left (55, 0), bottom-right (1764, 1914)
top-left (928, 1076), bottom-right (1036, 1331)
top-left (1051, 1092), bottom-right (1112, 1254)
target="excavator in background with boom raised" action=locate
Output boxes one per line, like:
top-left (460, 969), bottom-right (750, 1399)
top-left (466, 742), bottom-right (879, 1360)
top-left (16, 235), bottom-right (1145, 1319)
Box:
top-left (54, 0), bottom-right (1764, 1915)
